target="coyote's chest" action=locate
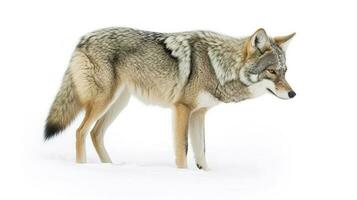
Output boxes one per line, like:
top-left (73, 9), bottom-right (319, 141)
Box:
top-left (195, 91), bottom-right (221, 110)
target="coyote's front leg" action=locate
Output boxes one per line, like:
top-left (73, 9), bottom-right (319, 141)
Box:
top-left (173, 103), bottom-right (190, 168)
top-left (189, 108), bottom-right (208, 170)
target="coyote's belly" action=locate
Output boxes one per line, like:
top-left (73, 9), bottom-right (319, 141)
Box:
top-left (120, 64), bottom-right (184, 107)
top-left (125, 80), bottom-right (182, 106)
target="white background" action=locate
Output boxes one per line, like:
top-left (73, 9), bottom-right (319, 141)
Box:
top-left (1, 0), bottom-right (356, 199)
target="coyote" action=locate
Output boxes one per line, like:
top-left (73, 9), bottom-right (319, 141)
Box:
top-left (45, 27), bottom-right (296, 170)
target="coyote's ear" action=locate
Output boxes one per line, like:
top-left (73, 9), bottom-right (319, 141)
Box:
top-left (248, 28), bottom-right (270, 55)
top-left (274, 32), bottom-right (296, 51)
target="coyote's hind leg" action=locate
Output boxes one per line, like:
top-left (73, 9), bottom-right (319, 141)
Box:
top-left (90, 88), bottom-right (130, 163)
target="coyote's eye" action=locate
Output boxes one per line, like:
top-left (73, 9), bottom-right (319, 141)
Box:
top-left (267, 69), bottom-right (276, 74)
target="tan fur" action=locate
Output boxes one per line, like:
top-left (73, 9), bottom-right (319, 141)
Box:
top-left (45, 68), bottom-right (81, 135)
top-left (173, 103), bottom-right (191, 168)
top-left (70, 50), bottom-right (118, 104)
top-left (90, 88), bottom-right (130, 163)
top-left (274, 33), bottom-right (296, 46)
top-left (275, 78), bottom-right (292, 92)
top-left (70, 50), bottom-right (122, 163)
top-left (76, 98), bottom-right (113, 163)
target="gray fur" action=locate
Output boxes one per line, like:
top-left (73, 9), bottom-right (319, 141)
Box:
top-left (248, 52), bottom-right (278, 74)
top-left (271, 42), bottom-right (287, 71)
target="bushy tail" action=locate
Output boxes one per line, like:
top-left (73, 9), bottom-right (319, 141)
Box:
top-left (44, 69), bottom-right (81, 140)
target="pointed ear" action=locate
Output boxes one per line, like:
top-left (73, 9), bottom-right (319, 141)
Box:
top-left (274, 32), bottom-right (296, 51)
top-left (248, 28), bottom-right (270, 55)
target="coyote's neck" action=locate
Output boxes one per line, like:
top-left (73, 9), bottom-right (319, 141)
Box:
top-left (212, 79), bottom-right (251, 103)
top-left (203, 35), bottom-right (251, 103)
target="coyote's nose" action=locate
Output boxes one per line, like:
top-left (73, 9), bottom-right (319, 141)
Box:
top-left (288, 91), bottom-right (296, 98)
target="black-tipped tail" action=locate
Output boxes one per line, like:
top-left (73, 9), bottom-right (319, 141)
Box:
top-left (44, 122), bottom-right (63, 140)
top-left (44, 68), bottom-right (81, 141)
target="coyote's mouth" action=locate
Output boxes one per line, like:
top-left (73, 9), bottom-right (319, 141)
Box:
top-left (267, 88), bottom-right (277, 97)
top-left (267, 88), bottom-right (291, 100)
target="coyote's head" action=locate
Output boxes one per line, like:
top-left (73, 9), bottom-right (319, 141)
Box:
top-left (240, 29), bottom-right (296, 100)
